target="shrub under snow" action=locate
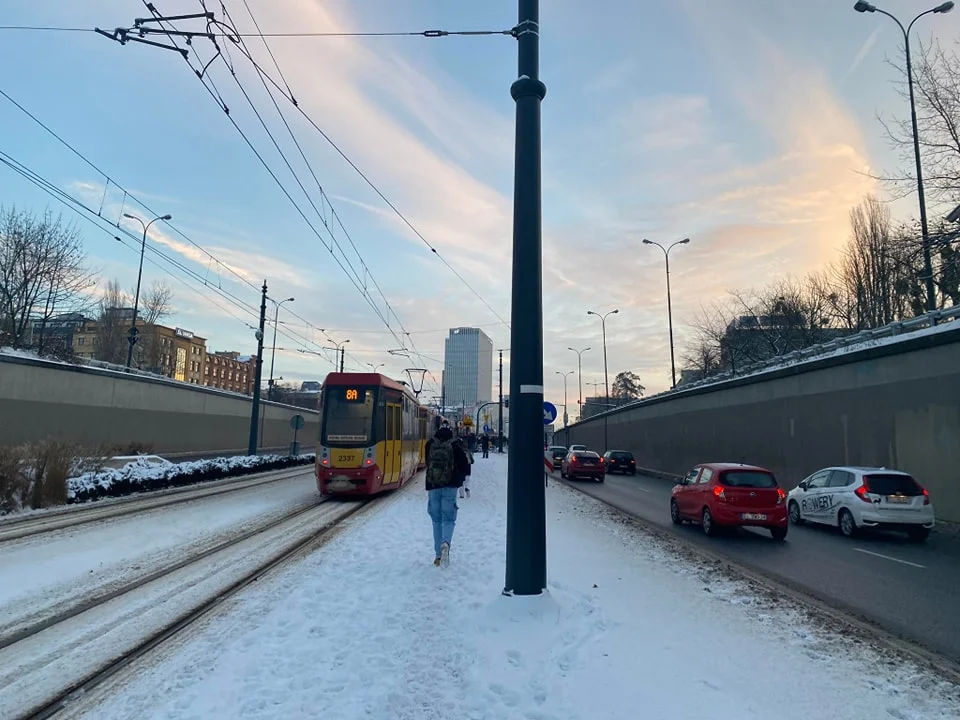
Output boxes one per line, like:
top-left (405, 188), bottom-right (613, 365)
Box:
top-left (68, 453), bottom-right (316, 504)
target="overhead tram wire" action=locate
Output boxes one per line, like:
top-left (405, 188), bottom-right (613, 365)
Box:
top-left (141, 5), bottom-right (401, 346)
top-left (0, 149), bottom-right (329, 354)
top-left (155, 3), bottom-right (439, 394)
top-left (0, 147), bottom-right (436, 376)
top-left (117, 3), bottom-right (507, 333)
top-left (0, 26), bottom-right (515, 39)
top-left (207, 3), bottom-right (452, 394)
top-left (0, 87), bottom-right (265, 297)
top-left (219, 38), bottom-right (510, 330)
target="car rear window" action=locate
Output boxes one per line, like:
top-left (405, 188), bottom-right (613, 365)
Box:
top-left (864, 473), bottom-right (922, 496)
top-left (610, 452), bottom-right (633, 459)
top-left (719, 471), bottom-right (777, 488)
top-left (575, 452), bottom-right (599, 459)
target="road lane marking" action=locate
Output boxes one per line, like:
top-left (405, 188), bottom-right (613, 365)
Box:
top-left (854, 548), bottom-right (926, 569)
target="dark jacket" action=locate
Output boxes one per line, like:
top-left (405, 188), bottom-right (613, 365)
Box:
top-left (425, 431), bottom-right (470, 489)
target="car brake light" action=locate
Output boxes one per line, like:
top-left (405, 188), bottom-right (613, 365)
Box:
top-left (365, 458), bottom-right (373, 465)
top-left (713, 486), bottom-right (727, 502)
top-left (776, 487), bottom-right (786, 505)
top-left (921, 486), bottom-right (930, 505)
top-left (854, 485), bottom-right (872, 503)
top-left (599, 458), bottom-right (604, 463)
top-left (630, 459), bottom-right (635, 464)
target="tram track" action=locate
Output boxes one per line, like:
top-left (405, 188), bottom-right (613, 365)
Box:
top-left (0, 464), bottom-right (314, 543)
top-left (4, 495), bottom-right (376, 720)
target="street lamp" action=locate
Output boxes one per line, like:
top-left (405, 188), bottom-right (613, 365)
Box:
top-left (368, 362), bottom-right (385, 373)
top-left (854, 0), bottom-right (954, 313)
top-left (267, 297), bottom-right (295, 401)
top-left (586, 309), bottom-right (618, 404)
top-left (568, 346), bottom-right (590, 421)
top-left (555, 370), bottom-right (573, 426)
top-left (331, 338), bottom-right (350, 372)
top-left (643, 237), bottom-right (690, 388)
top-left (122, 212), bottom-right (171, 368)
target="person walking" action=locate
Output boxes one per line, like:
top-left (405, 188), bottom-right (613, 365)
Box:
top-left (480, 433), bottom-right (490, 459)
top-left (456, 433), bottom-right (473, 499)
top-left (425, 424), bottom-right (469, 567)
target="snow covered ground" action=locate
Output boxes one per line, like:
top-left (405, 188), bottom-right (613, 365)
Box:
top-left (63, 454), bottom-right (959, 720)
top-left (0, 471), bottom-right (317, 638)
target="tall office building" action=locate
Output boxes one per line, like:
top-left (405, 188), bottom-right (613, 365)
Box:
top-left (443, 327), bottom-right (493, 409)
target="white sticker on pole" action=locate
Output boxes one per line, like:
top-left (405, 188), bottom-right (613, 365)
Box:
top-left (520, 384), bottom-right (543, 394)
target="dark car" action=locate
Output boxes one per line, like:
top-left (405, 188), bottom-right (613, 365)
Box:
top-left (603, 450), bottom-right (636, 475)
top-left (670, 462), bottom-right (788, 540)
top-left (561, 450), bottom-right (605, 482)
top-left (547, 446), bottom-right (568, 468)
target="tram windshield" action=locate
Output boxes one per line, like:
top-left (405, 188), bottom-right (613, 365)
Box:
top-left (322, 385), bottom-right (377, 447)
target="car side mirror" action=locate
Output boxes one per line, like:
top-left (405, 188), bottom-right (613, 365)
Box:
top-left (799, 481), bottom-right (807, 491)
top-left (676, 478), bottom-right (686, 486)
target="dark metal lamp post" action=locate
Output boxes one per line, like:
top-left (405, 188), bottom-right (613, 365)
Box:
top-left (643, 237), bottom-right (690, 388)
top-left (853, 0), bottom-right (954, 313)
top-left (122, 212), bottom-right (171, 368)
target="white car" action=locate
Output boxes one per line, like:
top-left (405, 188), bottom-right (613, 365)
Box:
top-left (786, 466), bottom-right (935, 541)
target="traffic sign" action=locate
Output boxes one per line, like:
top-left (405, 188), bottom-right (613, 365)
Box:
top-left (290, 414), bottom-right (305, 430)
top-left (543, 401), bottom-right (557, 425)
top-left (483, 424), bottom-right (491, 434)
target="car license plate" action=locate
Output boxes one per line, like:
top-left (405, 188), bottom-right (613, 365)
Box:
top-left (741, 513), bottom-right (767, 521)
top-left (887, 496), bottom-right (910, 504)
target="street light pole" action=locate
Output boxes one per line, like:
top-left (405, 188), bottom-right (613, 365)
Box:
top-left (643, 238), bottom-right (690, 388)
top-left (122, 212), bottom-right (171, 368)
top-left (587, 309), bottom-right (618, 404)
top-left (267, 297), bottom-right (295, 401)
top-left (504, 0), bottom-right (547, 598)
top-left (331, 339), bottom-right (350, 372)
top-left (556, 370), bottom-right (572, 426)
top-left (854, 1), bottom-right (955, 313)
top-left (568, 346), bottom-right (590, 421)
top-left (368, 363), bottom-right (385, 373)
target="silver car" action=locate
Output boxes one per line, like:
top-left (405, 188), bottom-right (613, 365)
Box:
top-left (786, 466), bottom-right (935, 541)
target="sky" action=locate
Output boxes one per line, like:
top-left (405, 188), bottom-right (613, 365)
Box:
top-left (2, 0), bottom-right (959, 416)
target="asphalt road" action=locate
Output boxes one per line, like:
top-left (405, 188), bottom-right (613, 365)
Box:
top-left (559, 469), bottom-right (960, 664)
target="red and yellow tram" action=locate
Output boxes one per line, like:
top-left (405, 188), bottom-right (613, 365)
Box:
top-left (316, 372), bottom-right (430, 496)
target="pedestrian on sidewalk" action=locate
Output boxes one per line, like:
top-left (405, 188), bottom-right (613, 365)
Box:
top-left (456, 433), bottom-right (474, 499)
top-left (479, 433), bottom-right (490, 459)
top-left (425, 425), bottom-right (469, 567)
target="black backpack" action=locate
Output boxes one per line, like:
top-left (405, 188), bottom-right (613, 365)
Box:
top-left (426, 438), bottom-right (455, 488)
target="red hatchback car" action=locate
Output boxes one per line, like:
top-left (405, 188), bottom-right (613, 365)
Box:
top-left (561, 450), bottom-right (605, 482)
top-left (670, 463), bottom-right (788, 540)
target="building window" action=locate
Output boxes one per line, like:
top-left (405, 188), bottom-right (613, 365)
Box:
top-left (175, 347), bottom-right (187, 381)
top-left (77, 337), bottom-right (86, 346)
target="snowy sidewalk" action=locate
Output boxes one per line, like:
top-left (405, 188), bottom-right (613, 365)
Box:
top-left (70, 454), bottom-right (959, 720)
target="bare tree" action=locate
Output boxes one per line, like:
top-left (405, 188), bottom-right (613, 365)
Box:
top-left (836, 196), bottom-right (921, 328)
top-left (140, 280), bottom-right (174, 325)
top-left (94, 280), bottom-right (131, 364)
top-left (0, 207), bottom-right (96, 350)
top-left (879, 39), bottom-right (960, 206)
top-left (134, 280), bottom-right (175, 370)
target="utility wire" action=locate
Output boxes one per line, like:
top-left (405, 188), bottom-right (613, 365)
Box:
top-left (224, 39), bottom-right (511, 329)
top-left (0, 26), bottom-right (515, 38)
top-left (0, 87), bottom-right (266, 297)
top-left (157, 2), bottom-right (439, 393)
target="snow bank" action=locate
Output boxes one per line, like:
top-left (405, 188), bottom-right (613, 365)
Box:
top-left (67, 454), bottom-right (316, 504)
top-left (70, 455), bottom-right (960, 720)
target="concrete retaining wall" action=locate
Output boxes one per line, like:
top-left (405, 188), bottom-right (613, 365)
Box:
top-left (554, 326), bottom-right (960, 523)
top-left (0, 355), bottom-right (319, 456)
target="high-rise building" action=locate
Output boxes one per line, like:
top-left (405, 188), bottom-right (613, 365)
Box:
top-left (443, 327), bottom-right (493, 409)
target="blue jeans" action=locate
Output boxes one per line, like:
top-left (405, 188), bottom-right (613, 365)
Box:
top-left (427, 487), bottom-right (459, 557)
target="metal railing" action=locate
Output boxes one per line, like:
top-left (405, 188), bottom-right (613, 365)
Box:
top-left (592, 306), bottom-right (960, 420)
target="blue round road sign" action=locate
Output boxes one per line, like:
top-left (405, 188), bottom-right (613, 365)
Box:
top-left (542, 401), bottom-right (558, 425)
top-left (483, 424), bottom-right (491, 434)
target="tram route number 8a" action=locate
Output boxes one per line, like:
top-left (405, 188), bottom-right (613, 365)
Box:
top-left (345, 388), bottom-right (360, 401)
